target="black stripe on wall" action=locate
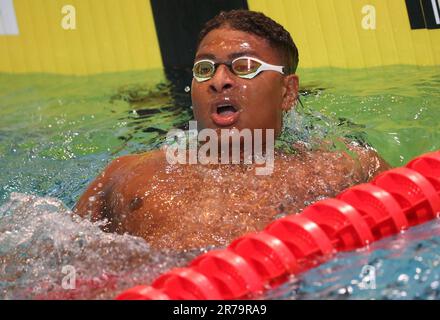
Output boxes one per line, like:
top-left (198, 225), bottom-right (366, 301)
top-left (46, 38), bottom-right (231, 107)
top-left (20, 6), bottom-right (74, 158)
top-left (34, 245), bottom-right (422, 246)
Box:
top-left (405, 0), bottom-right (440, 29)
top-left (405, 0), bottom-right (426, 29)
top-left (421, 0), bottom-right (440, 29)
top-left (150, 0), bottom-right (249, 70)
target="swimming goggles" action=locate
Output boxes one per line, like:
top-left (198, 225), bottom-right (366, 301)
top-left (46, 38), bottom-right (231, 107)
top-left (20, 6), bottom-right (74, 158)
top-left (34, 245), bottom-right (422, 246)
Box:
top-left (192, 56), bottom-right (285, 82)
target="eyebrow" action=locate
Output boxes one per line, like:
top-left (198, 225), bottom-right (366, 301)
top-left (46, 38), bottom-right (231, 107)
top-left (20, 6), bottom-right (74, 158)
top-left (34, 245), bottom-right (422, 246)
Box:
top-left (194, 50), bottom-right (263, 62)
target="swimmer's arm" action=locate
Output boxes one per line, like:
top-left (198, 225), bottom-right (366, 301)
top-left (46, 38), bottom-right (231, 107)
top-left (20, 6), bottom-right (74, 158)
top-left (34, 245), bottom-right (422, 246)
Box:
top-left (346, 143), bottom-right (392, 181)
top-left (73, 170), bottom-right (108, 221)
top-left (314, 137), bottom-right (391, 181)
top-left (73, 150), bottom-right (165, 221)
top-left (73, 155), bottom-right (135, 221)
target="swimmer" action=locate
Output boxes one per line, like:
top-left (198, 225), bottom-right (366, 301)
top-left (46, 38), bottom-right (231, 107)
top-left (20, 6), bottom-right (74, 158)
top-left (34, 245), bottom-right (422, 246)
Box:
top-left (73, 10), bottom-right (390, 251)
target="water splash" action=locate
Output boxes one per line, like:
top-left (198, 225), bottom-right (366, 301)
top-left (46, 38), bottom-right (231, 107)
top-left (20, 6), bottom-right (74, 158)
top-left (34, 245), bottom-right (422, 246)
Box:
top-left (0, 193), bottom-right (203, 299)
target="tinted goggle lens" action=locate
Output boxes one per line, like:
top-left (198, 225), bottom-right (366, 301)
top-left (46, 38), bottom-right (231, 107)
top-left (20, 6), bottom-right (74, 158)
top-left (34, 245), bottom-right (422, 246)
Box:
top-left (193, 61), bottom-right (216, 80)
top-left (231, 58), bottom-right (261, 75)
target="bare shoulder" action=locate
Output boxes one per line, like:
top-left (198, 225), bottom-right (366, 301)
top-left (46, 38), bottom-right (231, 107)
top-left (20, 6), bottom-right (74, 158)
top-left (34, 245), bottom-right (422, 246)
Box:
top-left (344, 141), bottom-right (392, 180)
top-left (303, 139), bottom-right (391, 183)
top-left (110, 149), bottom-right (165, 172)
top-left (94, 148), bottom-right (167, 182)
top-left (73, 148), bottom-right (167, 219)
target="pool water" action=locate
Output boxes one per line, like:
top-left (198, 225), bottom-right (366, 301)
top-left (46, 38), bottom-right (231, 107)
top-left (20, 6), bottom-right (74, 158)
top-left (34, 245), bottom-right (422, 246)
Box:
top-left (0, 65), bottom-right (439, 299)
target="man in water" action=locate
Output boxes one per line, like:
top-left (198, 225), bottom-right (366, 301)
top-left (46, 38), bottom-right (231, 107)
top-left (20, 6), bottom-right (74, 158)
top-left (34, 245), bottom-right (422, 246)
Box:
top-left (74, 10), bottom-right (389, 250)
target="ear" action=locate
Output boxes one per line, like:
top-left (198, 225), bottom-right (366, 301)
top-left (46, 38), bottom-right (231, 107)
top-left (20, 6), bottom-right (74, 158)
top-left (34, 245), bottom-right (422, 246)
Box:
top-left (281, 74), bottom-right (299, 111)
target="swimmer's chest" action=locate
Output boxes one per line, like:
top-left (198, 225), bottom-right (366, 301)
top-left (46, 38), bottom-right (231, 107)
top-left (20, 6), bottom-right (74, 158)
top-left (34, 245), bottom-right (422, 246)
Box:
top-left (110, 158), bottom-right (333, 219)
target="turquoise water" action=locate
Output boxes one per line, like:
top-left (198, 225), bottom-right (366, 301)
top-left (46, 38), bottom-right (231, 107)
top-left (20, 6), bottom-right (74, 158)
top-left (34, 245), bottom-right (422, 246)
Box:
top-left (266, 219), bottom-right (440, 300)
top-left (0, 65), bottom-right (439, 299)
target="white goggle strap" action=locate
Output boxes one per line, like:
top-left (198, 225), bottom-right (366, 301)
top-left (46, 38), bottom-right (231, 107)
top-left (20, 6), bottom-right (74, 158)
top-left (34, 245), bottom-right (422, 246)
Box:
top-left (234, 57), bottom-right (285, 79)
top-left (238, 64), bottom-right (284, 79)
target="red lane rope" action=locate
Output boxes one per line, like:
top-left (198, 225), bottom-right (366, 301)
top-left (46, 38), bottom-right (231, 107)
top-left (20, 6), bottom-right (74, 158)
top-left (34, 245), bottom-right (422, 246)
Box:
top-left (116, 151), bottom-right (440, 300)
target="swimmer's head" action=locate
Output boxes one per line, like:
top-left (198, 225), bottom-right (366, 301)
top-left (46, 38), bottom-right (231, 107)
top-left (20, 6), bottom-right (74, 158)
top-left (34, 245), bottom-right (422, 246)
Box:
top-left (197, 10), bottom-right (299, 75)
top-left (191, 10), bottom-right (299, 136)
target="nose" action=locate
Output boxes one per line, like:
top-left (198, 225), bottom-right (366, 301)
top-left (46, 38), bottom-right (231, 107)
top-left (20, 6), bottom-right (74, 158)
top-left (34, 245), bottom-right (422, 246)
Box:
top-left (209, 64), bottom-right (234, 93)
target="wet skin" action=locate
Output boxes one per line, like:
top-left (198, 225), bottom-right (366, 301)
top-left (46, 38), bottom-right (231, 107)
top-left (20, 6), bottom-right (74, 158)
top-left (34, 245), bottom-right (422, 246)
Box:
top-left (74, 28), bottom-right (391, 250)
top-left (191, 28), bottom-right (298, 136)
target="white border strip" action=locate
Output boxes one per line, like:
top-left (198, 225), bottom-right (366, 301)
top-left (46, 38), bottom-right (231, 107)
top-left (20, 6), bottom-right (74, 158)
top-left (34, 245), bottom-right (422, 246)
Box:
top-left (0, 0), bottom-right (19, 35)
top-left (432, 0), bottom-right (440, 25)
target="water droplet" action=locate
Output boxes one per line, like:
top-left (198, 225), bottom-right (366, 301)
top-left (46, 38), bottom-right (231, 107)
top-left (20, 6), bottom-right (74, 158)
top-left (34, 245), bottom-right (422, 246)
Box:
top-left (397, 274), bottom-right (409, 283)
top-left (338, 287), bottom-right (347, 295)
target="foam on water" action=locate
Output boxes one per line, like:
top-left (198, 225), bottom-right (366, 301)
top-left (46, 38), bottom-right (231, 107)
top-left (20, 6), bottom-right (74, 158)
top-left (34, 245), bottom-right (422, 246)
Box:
top-left (0, 193), bottom-right (204, 299)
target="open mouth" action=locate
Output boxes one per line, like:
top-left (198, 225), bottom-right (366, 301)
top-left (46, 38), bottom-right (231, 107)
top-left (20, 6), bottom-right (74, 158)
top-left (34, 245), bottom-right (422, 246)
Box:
top-left (211, 103), bottom-right (240, 127)
top-left (216, 105), bottom-right (238, 116)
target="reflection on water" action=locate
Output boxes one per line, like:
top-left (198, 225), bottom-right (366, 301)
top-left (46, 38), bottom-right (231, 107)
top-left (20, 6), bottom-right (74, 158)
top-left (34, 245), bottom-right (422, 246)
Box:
top-left (110, 79), bottom-right (192, 148)
top-left (0, 66), bottom-right (439, 299)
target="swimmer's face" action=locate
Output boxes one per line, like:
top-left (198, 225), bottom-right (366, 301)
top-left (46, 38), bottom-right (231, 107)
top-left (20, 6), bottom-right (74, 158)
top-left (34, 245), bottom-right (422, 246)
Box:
top-left (191, 27), bottom-right (299, 136)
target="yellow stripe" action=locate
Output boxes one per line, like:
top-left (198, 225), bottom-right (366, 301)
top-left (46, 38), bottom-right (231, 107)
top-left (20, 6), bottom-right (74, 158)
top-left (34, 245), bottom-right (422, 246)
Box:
top-left (0, 0), bottom-right (162, 74)
top-left (1, 0), bottom-right (439, 74)
top-left (248, 0), bottom-right (440, 68)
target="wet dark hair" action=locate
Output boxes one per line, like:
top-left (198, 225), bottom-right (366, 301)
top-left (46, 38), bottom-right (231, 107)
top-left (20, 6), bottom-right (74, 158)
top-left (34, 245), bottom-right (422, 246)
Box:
top-left (197, 9), bottom-right (299, 74)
